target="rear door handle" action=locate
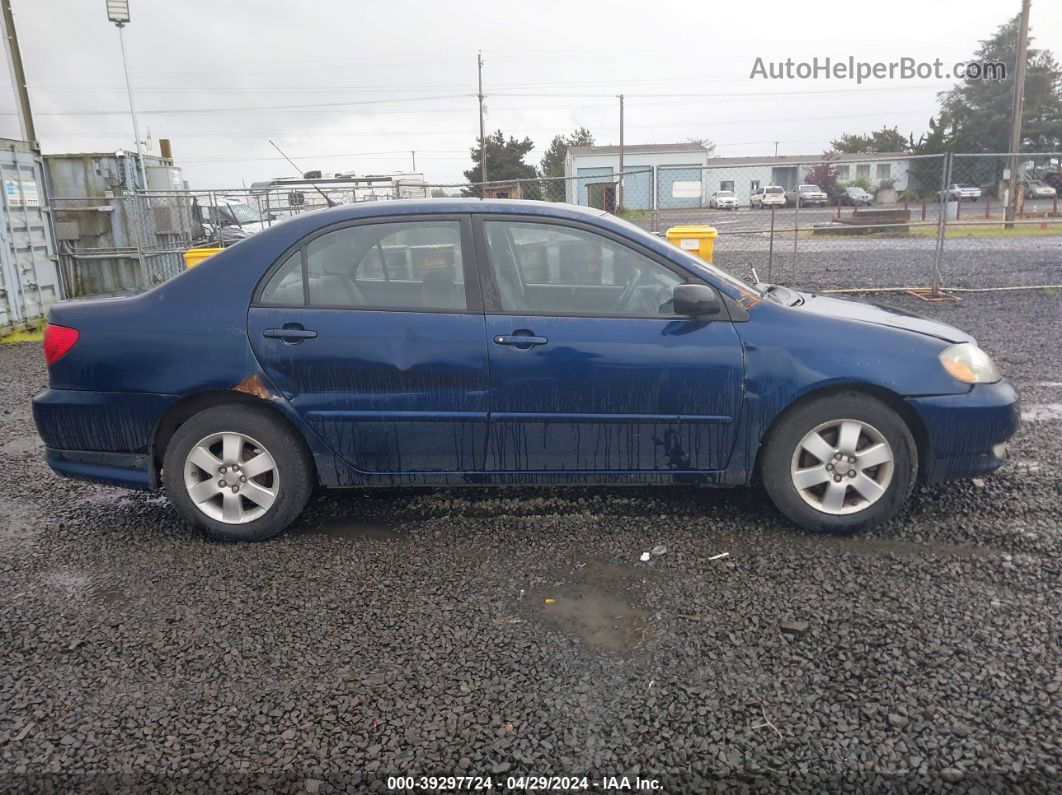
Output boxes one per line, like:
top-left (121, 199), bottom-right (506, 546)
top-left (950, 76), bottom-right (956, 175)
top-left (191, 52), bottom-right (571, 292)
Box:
top-left (264, 327), bottom-right (318, 342)
top-left (493, 334), bottom-right (548, 347)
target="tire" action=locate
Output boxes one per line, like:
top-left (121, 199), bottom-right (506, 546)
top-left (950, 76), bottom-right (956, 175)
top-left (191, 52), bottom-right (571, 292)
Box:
top-left (760, 392), bottom-right (917, 534)
top-left (162, 404), bottom-right (314, 542)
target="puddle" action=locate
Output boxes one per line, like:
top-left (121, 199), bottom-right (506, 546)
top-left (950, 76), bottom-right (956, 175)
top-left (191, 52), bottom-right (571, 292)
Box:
top-left (0, 434), bottom-right (42, 456)
top-left (44, 569), bottom-right (90, 600)
top-left (788, 533), bottom-right (1002, 560)
top-left (526, 588), bottom-right (651, 654)
top-left (298, 516), bottom-right (403, 541)
top-left (1021, 403), bottom-right (1062, 422)
top-left (522, 559), bottom-right (655, 654)
top-left (90, 583), bottom-right (125, 607)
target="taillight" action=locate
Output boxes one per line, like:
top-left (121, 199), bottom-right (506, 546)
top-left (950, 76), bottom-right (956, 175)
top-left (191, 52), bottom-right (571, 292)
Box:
top-left (43, 324), bottom-right (79, 365)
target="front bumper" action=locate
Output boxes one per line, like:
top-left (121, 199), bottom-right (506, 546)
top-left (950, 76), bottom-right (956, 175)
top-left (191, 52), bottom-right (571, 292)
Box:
top-left (906, 379), bottom-right (1020, 482)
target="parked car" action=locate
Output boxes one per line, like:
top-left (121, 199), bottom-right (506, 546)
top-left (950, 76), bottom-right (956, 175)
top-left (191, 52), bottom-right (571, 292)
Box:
top-left (839, 187), bottom-right (874, 207)
top-left (33, 200), bottom-right (1019, 541)
top-left (194, 196), bottom-right (270, 246)
top-left (1043, 172), bottom-right (1062, 192)
top-left (750, 185), bottom-right (786, 209)
top-left (1022, 179), bottom-right (1057, 200)
top-left (708, 190), bottom-right (738, 210)
top-left (938, 183), bottom-right (982, 202)
top-left (786, 184), bottom-right (829, 207)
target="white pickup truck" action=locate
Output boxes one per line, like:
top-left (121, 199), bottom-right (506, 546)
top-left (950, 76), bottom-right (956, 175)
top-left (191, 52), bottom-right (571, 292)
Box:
top-left (785, 184), bottom-right (829, 207)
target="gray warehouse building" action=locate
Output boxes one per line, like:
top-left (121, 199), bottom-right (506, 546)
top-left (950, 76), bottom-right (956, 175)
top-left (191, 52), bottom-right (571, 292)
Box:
top-left (565, 143), bottom-right (917, 210)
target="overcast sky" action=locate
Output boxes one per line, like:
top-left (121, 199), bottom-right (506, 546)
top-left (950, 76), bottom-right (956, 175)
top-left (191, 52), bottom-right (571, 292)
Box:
top-left (1, 0), bottom-right (1059, 188)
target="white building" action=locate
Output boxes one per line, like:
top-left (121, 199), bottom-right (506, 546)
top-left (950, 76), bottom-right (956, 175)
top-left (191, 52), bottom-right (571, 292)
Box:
top-left (565, 144), bottom-right (918, 210)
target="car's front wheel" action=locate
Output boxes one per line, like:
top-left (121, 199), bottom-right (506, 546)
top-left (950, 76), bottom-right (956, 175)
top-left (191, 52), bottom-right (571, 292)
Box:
top-left (162, 404), bottom-right (314, 541)
top-left (760, 393), bottom-right (917, 533)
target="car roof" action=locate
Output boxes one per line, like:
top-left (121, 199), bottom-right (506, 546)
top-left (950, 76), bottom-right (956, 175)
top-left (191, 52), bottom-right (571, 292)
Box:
top-left (289, 197), bottom-right (611, 225)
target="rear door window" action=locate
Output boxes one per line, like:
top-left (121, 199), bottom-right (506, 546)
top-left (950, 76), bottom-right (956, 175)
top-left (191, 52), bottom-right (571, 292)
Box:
top-left (259, 220), bottom-right (471, 311)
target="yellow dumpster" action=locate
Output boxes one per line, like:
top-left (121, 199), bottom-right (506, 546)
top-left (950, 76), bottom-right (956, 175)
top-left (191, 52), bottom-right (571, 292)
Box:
top-left (665, 225), bottom-right (718, 263)
top-left (183, 247), bottom-right (223, 268)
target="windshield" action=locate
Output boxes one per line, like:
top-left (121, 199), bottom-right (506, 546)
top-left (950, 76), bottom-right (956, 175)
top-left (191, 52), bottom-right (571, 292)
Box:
top-left (766, 186), bottom-right (784, 194)
top-left (799, 185), bottom-right (820, 191)
top-left (225, 203), bottom-right (263, 224)
top-left (1027, 180), bottom-right (1045, 187)
top-left (716, 191), bottom-right (734, 197)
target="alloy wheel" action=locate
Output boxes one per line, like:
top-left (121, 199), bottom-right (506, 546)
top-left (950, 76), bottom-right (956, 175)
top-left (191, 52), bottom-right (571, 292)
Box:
top-left (789, 419), bottom-right (894, 515)
top-left (183, 432), bottom-right (278, 524)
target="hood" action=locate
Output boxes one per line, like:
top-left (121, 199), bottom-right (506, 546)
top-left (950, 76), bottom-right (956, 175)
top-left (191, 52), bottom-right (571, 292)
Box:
top-left (794, 291), bottom-right (974, 343)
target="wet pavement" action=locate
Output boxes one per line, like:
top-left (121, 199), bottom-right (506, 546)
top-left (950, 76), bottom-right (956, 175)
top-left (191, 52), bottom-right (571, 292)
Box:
top-left (0, 283), bottom-right (1059, 792)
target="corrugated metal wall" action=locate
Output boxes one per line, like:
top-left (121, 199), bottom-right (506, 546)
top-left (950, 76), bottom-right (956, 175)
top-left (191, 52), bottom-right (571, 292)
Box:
top-left (0, 140), bottom-right (61, 333)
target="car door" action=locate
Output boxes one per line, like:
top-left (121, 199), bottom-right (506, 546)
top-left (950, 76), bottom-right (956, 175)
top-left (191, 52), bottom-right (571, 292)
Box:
top-left (247, 215), bottom-right (489, 475)
top-left (475, 216), bottom-right (744, 474)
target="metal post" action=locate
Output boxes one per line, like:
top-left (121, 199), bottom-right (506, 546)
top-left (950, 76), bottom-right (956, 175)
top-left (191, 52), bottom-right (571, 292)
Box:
top-left (617, 94), bottom-right (625, 212)
top-left (0, 0), bottom-right (36, 146)
top-left (1005, 0), bottom-right (1032, 229)
top-left (477, 51), bottom-right (487, 191)
top-left (932, 152), bottom-right (952, 294)
top-left (116, 23), bottom-right (145, 190)
top-left (767, 206), bottom-right (776, 282)
top-left (791, 194), bottom-right (799, 281)
top-left (411, 150), bottom-right (416, 171)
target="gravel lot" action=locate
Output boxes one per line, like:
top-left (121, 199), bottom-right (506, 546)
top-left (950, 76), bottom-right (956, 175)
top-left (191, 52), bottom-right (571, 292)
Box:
top-left (0, 257), bottom-right (1059, 792)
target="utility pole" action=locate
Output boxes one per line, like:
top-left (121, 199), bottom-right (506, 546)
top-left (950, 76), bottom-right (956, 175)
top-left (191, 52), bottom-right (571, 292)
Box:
top-left (0, 0), bottom-right (36, 147)
top-left (773, 141), bottom-right (779, 157)
top-left (1005, 0), bottom-right (1032, 228)
top-left (477, 50), bottom-right (487, 190)
top-left (617, 94), bottom-right (624, 212)
top-left (411, 150), bottom-right (416, 171)
top-left (107, 1), bottom-right (144, 190)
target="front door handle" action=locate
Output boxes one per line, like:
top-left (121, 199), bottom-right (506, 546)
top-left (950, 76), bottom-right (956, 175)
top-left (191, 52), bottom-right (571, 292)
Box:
top-left (263, 325), bottom-right (318, 343)
top-left (494, 334), bottom-right (548, 348)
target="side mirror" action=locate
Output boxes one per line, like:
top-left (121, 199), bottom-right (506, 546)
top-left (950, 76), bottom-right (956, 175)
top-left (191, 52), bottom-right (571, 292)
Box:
top-left (673, 284), bottom-right (723, 318)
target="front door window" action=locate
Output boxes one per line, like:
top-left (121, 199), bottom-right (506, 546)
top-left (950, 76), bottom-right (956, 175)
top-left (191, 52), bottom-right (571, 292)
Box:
top-left (482, 221), bottom-right (683, 317)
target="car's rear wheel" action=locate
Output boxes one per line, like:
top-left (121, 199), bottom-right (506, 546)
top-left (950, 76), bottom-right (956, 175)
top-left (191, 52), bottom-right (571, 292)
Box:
top-left (760, 393), bottom-right (916, 533)
top-left (162, 404), bottom-right (314, 542)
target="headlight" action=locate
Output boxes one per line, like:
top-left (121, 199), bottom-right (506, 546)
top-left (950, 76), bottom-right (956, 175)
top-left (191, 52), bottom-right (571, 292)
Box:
top-left (938, 343), bottom-right (1002, 384)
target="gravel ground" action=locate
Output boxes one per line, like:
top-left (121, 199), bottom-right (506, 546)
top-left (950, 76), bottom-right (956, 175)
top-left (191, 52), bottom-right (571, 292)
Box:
top-left (0, 279), bottom-right (1060, 792)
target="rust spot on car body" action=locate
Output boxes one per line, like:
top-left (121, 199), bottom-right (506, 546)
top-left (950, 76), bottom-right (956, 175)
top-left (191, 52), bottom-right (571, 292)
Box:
top-left (233, 374), bottom-right (276, 400)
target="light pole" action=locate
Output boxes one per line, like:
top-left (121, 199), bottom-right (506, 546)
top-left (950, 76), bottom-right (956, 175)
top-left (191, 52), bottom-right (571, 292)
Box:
top-left (106, 0), bottom-right (144, 190)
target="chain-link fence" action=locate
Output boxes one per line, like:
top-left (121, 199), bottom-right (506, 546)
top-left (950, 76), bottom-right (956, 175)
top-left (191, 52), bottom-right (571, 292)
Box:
top-left (49, 152), bottom-right (1061, 298)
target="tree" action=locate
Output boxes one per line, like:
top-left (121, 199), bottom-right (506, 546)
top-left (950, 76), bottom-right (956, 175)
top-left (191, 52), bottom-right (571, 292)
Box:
top-left (463, 130), bottom-right (540, 198)
top-left (939, 14), bottom-right (1062, 153)
top-left (685, 137), bottom-right (717, 156)
top-left (803, 153), bottom-right (840, 190)
top-left (830, 126), bottom-right (911, 154)
top-left (539, 127), bottom-right (595, 180)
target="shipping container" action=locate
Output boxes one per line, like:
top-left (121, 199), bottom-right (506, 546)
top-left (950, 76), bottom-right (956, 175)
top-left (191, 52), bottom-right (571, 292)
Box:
top-left (0, 138), bottom-right (61, 334)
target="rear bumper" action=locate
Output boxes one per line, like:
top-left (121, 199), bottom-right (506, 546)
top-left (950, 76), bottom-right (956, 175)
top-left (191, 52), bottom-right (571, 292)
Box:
top-left (33, 388), bottom-right (177, 489)
top-left (907, 380), bottom-right (1020, 483)
top-left (45, 448), bottom-right (154, 490)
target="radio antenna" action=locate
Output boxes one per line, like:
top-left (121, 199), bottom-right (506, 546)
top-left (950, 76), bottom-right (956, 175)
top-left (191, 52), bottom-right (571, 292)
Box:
top-left (268, 139), bottom-right (336, 207)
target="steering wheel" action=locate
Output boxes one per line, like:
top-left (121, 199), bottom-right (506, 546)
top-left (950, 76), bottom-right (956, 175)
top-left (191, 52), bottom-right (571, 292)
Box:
top-left (613, 267), bottom-right (644, 311)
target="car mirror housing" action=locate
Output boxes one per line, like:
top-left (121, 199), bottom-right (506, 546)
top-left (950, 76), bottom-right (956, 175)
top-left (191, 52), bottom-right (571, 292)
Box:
top-left (673, 284), bottom-right (723, 318)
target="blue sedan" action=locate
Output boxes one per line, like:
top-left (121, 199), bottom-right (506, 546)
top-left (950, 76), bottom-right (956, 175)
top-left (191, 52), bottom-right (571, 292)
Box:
top-left (33, 200), bottom-right (1019, 541)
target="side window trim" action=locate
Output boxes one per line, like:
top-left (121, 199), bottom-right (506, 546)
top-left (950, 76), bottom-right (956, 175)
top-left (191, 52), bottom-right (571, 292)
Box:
top-left (252, 214), bottom-right (482, 313)
top-left (471, 214), bottom-right (699, 319)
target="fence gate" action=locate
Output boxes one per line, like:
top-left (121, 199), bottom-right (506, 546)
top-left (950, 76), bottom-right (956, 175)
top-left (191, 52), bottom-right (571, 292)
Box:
top-left (0, 141), bottom-right (60, 332)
